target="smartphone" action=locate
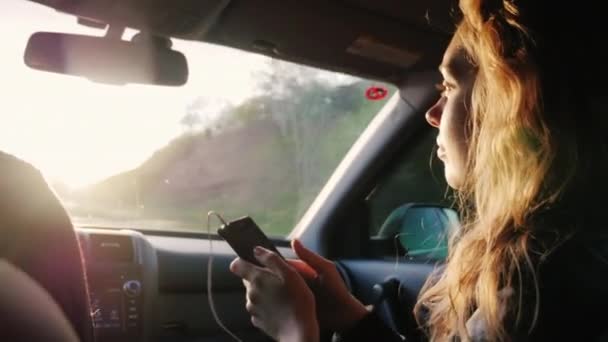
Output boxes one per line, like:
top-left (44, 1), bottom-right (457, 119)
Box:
top-left (217, 216), bottom-right (284, 267)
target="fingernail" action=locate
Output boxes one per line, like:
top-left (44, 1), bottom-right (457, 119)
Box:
top-left (253, 246), bottom-right (264, 255)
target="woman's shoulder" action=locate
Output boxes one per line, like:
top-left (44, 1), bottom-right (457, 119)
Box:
top-left (529, 231), bottom-right (608, 340)
top-left (541, 230), bottom-right (608, 276)
top-left (538, 230), bottom-right (608, 292)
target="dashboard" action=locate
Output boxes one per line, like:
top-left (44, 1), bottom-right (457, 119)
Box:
top-left (76, 228), bottom-right (285, 342)
top-left (74, 227), bottom-right (432, 342)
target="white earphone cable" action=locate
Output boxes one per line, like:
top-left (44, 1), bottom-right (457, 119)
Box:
top-left (207, 211), bottom-right (242, 342)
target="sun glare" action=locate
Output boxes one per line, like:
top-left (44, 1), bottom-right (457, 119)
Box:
top-left (0, 0), bottom-right (266, 188)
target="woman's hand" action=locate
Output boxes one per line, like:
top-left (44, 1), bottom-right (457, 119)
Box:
top-left (230, 247), bottom-right (319, 342)
top-left (287, 240), bottom-right (369, 333)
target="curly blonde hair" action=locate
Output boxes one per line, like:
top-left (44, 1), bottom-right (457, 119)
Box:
top-left (412, 0), bottom-right (603, 340)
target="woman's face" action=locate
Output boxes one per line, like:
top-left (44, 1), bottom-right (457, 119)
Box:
top-left (426, 38), bottom-right (477, 189)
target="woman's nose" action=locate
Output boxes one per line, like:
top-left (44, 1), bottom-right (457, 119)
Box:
top-left (425, 99), bottom-right (443, 128)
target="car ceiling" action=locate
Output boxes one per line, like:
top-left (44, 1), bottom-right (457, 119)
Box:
top-left (27, 0), bottom-right (457, 84)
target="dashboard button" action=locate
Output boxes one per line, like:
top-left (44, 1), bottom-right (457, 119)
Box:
top-left (123, 280), bottom-right (142, 297)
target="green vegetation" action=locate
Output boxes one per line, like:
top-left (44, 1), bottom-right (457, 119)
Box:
top-left (65, 62), bottom-right (395, 236)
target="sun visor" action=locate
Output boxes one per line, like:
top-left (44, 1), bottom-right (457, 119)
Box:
top-left (347, 35), bottom-right (421, 69)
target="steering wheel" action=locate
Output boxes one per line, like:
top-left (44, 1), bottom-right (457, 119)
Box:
top-left (332, 261), bottom-right (425, 342)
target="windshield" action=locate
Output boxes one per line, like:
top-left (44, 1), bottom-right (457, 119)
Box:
top-left (1, 0), bottom-right (396, 236)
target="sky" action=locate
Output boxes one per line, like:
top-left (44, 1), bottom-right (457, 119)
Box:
top-left (0, 0), bottom-right (272, 187)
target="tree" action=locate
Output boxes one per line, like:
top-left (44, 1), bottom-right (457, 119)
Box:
top-left (180, 112), bottom-right (202, 131)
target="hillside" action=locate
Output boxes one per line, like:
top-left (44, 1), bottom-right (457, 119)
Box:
top-left (65, 74), bottom-right (394, 235)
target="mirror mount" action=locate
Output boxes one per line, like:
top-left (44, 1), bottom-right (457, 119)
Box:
top-left (104, 25), bottom-right (125, 40)
top-left (131, 32), bottom-right (174, 49)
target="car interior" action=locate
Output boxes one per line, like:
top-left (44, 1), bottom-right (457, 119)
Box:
top-left (1, 0), bottom-right (462, 341)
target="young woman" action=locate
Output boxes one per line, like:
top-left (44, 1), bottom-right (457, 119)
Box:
top-left (230, 0), bottom-right (608, 340)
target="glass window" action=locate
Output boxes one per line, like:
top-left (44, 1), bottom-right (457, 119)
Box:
top-left (0, 0), bottom-right (396, 236)
top-left (366, 129), bottom-right (455, 259)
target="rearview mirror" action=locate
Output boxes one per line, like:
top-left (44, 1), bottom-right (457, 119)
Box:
top-left (24, 32), bottom-right (188, 86)
top-left (371, 203), bottom-right (459, 261)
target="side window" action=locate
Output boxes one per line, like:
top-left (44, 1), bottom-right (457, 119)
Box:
top-left (365, 129), bottom-right (456, 261)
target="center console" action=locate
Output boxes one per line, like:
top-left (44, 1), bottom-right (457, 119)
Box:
top-left (79, 231), bottom-right (149, 342)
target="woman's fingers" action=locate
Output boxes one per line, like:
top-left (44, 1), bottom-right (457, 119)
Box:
top-left (245, 296), bottom-right (260, 316)
top-left (230, 257), bottom-right (267, 282)
top-left (231, 249), bottom-right (319, 340)
top-left (247, 291), bottom-right (260, 305)
top-left (250, 316), bottom-right (264, 330)
top-left (291, 239), bottom-right (332, 272)
top-left (286, 259), bottom-right (319, 281)
top-left (253, 247), bottom-right (294, 279)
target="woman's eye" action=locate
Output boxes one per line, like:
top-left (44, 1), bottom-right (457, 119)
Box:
top-left (435, 82), bottom-right (454, 97)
